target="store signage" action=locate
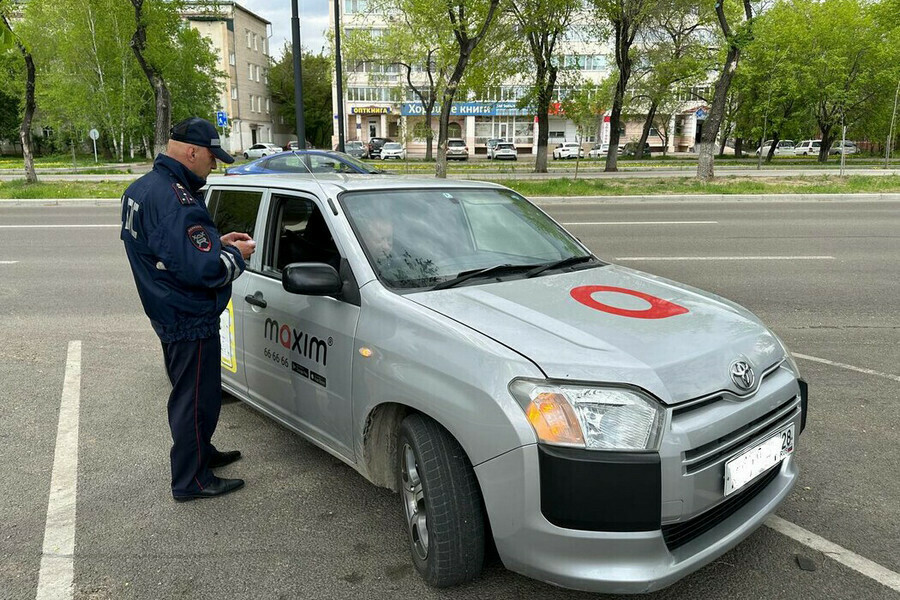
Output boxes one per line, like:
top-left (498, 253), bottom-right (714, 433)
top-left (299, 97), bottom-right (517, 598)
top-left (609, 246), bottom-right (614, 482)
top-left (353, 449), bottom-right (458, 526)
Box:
top-left (351, 106), bottom-right (392, 115)
top-left (401, 102), bottom-right (532, 117)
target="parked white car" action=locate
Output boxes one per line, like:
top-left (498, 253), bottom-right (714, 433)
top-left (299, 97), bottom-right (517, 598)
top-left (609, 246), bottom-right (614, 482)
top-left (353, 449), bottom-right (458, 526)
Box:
top-left (488, 141), bottom-right (517, 160)
top-left (793, 140), bottom-right (822, 156)
top-left (243, 143), bottom-right (283, 159)
top-left (379, 142), bottom-right (406, 160)
top-left (588, 143), bottom-right (609, 158)
top-left (552, 141), bottom-right (584, 159)
top-left (829, 141), bottom-right (859, 155)
top-left (755, 140), bottom-right (795, 156)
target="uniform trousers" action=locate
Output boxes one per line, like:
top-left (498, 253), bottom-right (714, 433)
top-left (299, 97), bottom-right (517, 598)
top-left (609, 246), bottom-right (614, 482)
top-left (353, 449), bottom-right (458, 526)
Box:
top-left (161, 334), bottom-right (222, 496)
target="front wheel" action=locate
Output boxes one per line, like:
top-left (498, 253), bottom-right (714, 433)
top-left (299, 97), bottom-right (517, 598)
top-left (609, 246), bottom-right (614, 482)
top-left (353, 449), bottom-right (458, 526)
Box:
top-left (397, 414), bottom-right (485, 587)
top-left (243, 152), bottom-right (249, 159)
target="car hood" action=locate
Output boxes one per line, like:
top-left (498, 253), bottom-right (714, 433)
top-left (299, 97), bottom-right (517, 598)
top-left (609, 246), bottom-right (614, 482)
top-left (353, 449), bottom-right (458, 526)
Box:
top-left (407, 265), bottom-right (783, 404)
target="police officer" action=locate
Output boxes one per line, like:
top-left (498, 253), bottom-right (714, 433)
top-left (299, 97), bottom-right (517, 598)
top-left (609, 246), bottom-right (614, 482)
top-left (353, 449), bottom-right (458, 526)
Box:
top-left (121, 117), bottom-right (255, 502)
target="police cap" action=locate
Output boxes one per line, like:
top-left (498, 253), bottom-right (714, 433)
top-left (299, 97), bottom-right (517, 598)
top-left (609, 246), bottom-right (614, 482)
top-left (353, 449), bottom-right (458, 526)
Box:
top-left (170, 117), bottom-right (235, 164)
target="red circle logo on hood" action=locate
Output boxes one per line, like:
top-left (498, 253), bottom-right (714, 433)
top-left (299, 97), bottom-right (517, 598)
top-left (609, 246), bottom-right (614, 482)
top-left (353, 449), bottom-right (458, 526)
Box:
top-left (570, 285), bottom-right (689, 319)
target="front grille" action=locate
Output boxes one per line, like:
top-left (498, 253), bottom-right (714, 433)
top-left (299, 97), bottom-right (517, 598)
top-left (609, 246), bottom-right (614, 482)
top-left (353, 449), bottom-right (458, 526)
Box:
top-left (682, 394), bottom-right (801, 474)
top-left (662, 465), bottom-right (780, 550)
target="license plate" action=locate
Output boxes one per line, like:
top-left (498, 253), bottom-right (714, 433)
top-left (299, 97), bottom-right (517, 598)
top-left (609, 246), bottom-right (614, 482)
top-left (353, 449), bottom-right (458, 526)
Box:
top-left (724, 423), bottom-right (794, 496)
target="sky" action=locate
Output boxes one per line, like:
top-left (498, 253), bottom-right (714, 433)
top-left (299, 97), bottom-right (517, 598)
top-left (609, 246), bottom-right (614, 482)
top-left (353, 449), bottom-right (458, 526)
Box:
top-left (239, 0), bottom-right (330, 58)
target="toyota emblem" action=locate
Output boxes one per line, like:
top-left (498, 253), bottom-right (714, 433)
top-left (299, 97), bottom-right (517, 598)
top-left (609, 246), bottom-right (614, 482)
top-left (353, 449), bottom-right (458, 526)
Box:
top-left (730, 360), bottom-right (755, 391)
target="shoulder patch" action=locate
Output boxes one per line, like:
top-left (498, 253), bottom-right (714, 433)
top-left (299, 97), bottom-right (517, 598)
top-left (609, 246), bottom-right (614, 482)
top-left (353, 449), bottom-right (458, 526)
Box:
top-left (187, 225), bottom-right (212, 252)
top-left (172, 182), bottom-right (195, 205)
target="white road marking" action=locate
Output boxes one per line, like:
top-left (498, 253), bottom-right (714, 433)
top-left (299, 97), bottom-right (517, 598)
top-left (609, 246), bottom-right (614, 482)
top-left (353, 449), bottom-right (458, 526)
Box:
top-left (766, 516), bottom-right (900, 593)
top-left (794, 353), bottom-right (900, 383)
top-left (615, 256), bottom-right (835, 261)
top-left (36, 341), bottom-right (81, 600)
top-left (0, 224), bottom-right (118, 229)
top-left (563, 220), bottom-right (718, 225)
top-left (0, 260), bottom-right (18, 264)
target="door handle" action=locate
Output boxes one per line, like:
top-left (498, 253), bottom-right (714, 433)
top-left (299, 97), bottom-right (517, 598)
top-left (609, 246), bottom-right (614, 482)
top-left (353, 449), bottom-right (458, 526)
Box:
top-left (245, 293), bottom-right (267, 309)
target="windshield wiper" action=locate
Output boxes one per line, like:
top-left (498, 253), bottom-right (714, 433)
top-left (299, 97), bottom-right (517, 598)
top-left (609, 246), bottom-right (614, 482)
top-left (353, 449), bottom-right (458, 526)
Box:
top-left (432, 263), bottom-right (541, 290)
top-left (525, 255), bottom-right (596, 278)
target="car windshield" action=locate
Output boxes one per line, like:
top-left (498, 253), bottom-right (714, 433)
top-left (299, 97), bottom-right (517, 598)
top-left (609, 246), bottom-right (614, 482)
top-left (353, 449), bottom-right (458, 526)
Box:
top-left (341, 188), bottom-right (593, 290)
top-left (383, 143), bottom-right (402, 150)
top-left (497, 143), bottom-right (514, 150)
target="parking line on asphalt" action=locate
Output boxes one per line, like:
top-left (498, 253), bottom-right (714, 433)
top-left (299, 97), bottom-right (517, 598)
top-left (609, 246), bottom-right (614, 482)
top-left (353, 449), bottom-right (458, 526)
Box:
top-left (794, 353), bottom-right (900, 383)
top-left (36, 341), bottom-right (81, 600)
top-left (0, 260), bottom-right (18, 264)
top-left (0, 224), bottom-right (119, 229)
top-left (615, 256), bottom-right (835, 261)
top-left (563, 220), bottom-right (719, 225)
top-left (766, 516), bottom-right (900, 593)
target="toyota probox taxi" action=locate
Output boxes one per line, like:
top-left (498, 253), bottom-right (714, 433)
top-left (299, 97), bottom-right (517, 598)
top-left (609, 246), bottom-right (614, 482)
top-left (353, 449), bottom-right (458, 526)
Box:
top-left (209, 174), bottom-right (808, 594)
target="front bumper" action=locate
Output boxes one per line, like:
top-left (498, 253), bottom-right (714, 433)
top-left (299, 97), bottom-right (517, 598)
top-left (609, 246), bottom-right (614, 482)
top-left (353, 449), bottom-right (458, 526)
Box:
top-left (475, 444), bottom-right (797, 594)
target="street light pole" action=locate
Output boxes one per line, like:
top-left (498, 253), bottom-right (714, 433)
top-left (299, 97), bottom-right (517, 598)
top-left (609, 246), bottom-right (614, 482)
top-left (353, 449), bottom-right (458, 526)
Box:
top-left (334, 0), bottom-right (346, 152)
top-left (291, 0), bottom-right (306, 150)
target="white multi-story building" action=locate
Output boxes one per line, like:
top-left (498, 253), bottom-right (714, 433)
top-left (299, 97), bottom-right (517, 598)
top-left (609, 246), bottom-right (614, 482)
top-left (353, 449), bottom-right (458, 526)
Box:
top-left (330, 0), bottom-right (710, 156)
top-left (182, 1), bottom-right (291, 154)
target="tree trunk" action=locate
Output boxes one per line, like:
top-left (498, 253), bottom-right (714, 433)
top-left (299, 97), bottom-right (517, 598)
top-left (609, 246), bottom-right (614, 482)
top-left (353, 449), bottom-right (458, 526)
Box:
top-left (735, 137), bottom-right (743, 158)
top-left (718, 119), bottom-right (733, 157)
top-left (765, 132), bottom-right (780, 163)
top-left (534, 71), bottom-right (555, 173)
top-left (605, 20), bottom-right (632, 173)
top-left (424, 113), bottom-right (434, 161)
top-left (697, 46), bottom-right (738, 180)
top-left (635, 100), bottom-right (658, 160)
top-left (697, 0), bottom-right (752, 180)
top-left (2, 14), bottom-right (38, 183)
top-left (818, 125), bottom-right (833, 163)
top-left (130, 0), bottom-right (170, 156)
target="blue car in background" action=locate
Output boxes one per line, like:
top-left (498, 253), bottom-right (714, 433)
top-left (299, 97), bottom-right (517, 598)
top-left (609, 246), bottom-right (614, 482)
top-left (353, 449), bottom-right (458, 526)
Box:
top-left (225, 150), bottom-right (384, 176)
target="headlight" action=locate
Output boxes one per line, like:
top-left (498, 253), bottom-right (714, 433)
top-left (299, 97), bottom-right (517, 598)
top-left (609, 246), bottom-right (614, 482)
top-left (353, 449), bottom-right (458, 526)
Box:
top-left (509, 379), bottom-right (664, 451)
top-left (772, 332), bottom-right (801, 377)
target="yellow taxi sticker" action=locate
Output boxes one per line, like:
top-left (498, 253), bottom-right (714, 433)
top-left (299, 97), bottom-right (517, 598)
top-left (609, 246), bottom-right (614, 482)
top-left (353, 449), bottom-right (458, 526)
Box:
top-left (220, 299), bottom-right (237, 373)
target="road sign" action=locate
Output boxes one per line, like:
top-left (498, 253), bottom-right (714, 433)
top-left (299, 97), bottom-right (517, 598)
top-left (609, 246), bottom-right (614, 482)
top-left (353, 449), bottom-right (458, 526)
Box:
top-left (216, 111), bottom-right (228, 127)
top-left (88, 129), bottom-right (99, 163)
top-left (696, 108), bottom-right (708, 120)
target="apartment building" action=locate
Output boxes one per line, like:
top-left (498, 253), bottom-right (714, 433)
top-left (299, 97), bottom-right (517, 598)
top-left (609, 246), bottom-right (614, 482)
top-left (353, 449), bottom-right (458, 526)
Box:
top-left (330, 0), bottom-right (708, 155)
top-left (182, 1), bottom-right (290, 155)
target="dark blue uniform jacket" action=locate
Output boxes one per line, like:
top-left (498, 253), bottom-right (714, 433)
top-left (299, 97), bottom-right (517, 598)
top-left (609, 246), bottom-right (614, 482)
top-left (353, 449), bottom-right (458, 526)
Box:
top-left (121, 154), bottom-right (246, 343)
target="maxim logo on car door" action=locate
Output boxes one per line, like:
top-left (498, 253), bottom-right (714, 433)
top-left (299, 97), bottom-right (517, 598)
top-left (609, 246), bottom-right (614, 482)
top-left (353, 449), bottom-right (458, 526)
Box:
top-left (264, 318), bottom-right (329, 366)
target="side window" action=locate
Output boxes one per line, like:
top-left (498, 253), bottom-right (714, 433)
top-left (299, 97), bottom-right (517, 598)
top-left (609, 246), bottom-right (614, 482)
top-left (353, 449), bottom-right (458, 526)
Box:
top-left (207, 189), bottom-right (264, 238)
top-left (266, 195), bottom-right (341, 272)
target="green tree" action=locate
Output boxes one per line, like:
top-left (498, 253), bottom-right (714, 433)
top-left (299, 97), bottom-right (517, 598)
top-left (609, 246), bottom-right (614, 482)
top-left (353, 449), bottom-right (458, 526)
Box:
top-left (1, 1), bottom-right (37, 181)
top-left (629, 0), bottom-right (712, 158)
top-left (697, 0), bottom-right (753, 180)
top-left (269, 44), bottom-right (333, 149)
top-left (508, 0), bottom-right (582, 173)
top-left (590, 0), bottom-right (654, 172)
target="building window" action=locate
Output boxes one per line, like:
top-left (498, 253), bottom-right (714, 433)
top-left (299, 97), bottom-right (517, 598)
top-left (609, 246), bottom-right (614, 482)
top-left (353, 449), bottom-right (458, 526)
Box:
top-left (246, 30), bottom-right (251, 48)
top-left (231, 87), bottom-right (238, 100)
top-left (229, 52), bottom-right (235, 66)
top-left (263, 69), bottom-right (268, 84)
top-left (344, 0), bottom-right (368, 13)
top-left (266, 98), bottom-right (270, 113)
top-left (253, 33), bottom-right (258, 51)
top-left (255, 65), bottom-right (260, 82)
top-left (248, 63), bottom-right (253, 80)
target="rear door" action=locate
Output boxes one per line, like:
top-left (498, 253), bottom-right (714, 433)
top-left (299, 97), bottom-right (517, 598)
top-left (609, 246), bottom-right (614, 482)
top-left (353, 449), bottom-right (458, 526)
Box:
top-left (241, 191), bottom-right (360, 460)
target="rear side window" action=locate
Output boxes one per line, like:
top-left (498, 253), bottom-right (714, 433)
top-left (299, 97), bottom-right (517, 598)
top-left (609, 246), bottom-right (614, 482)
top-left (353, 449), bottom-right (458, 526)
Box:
top-left (206, 188), bottom-right (264, 237)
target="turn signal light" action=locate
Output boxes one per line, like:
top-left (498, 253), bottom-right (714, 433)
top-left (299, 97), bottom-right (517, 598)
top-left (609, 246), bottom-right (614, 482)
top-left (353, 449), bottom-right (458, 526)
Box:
top-left (526, 392), bottom-right (585, 446)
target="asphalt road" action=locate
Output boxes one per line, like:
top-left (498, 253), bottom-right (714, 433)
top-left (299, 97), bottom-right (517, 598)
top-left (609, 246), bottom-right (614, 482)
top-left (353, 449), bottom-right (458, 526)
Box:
top-left (0, 199), bottom-right (897, 599)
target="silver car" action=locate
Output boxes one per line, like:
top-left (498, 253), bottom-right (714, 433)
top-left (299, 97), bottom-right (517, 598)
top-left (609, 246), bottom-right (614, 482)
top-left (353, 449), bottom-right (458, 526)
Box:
top-left (208, 174), bottom-right (807, 594)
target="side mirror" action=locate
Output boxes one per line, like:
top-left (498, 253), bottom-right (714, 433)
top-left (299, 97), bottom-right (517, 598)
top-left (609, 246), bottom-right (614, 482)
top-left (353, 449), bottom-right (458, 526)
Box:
top-left (282, 263), bottom-right (343, 296)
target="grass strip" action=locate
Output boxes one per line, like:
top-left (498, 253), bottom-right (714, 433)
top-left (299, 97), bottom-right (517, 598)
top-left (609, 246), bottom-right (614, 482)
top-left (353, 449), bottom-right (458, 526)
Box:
top-left (0, 179), bottom-right (127, 199)
top-left (499, 175), bottom-right (900, 197)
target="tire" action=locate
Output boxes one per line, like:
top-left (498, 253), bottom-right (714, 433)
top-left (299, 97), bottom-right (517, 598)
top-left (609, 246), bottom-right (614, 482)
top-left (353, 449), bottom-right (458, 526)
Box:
top-left (243, 152), bottom-right (249, 159)
top-left (397, 414), bottom-right (485, 587)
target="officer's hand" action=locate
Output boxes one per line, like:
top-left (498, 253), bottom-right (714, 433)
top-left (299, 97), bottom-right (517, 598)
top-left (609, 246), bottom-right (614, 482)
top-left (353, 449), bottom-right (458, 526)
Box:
top-left (232, 239), bottom-right (256, 260)
top-left (221, 231), bottom-right (252, 245)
